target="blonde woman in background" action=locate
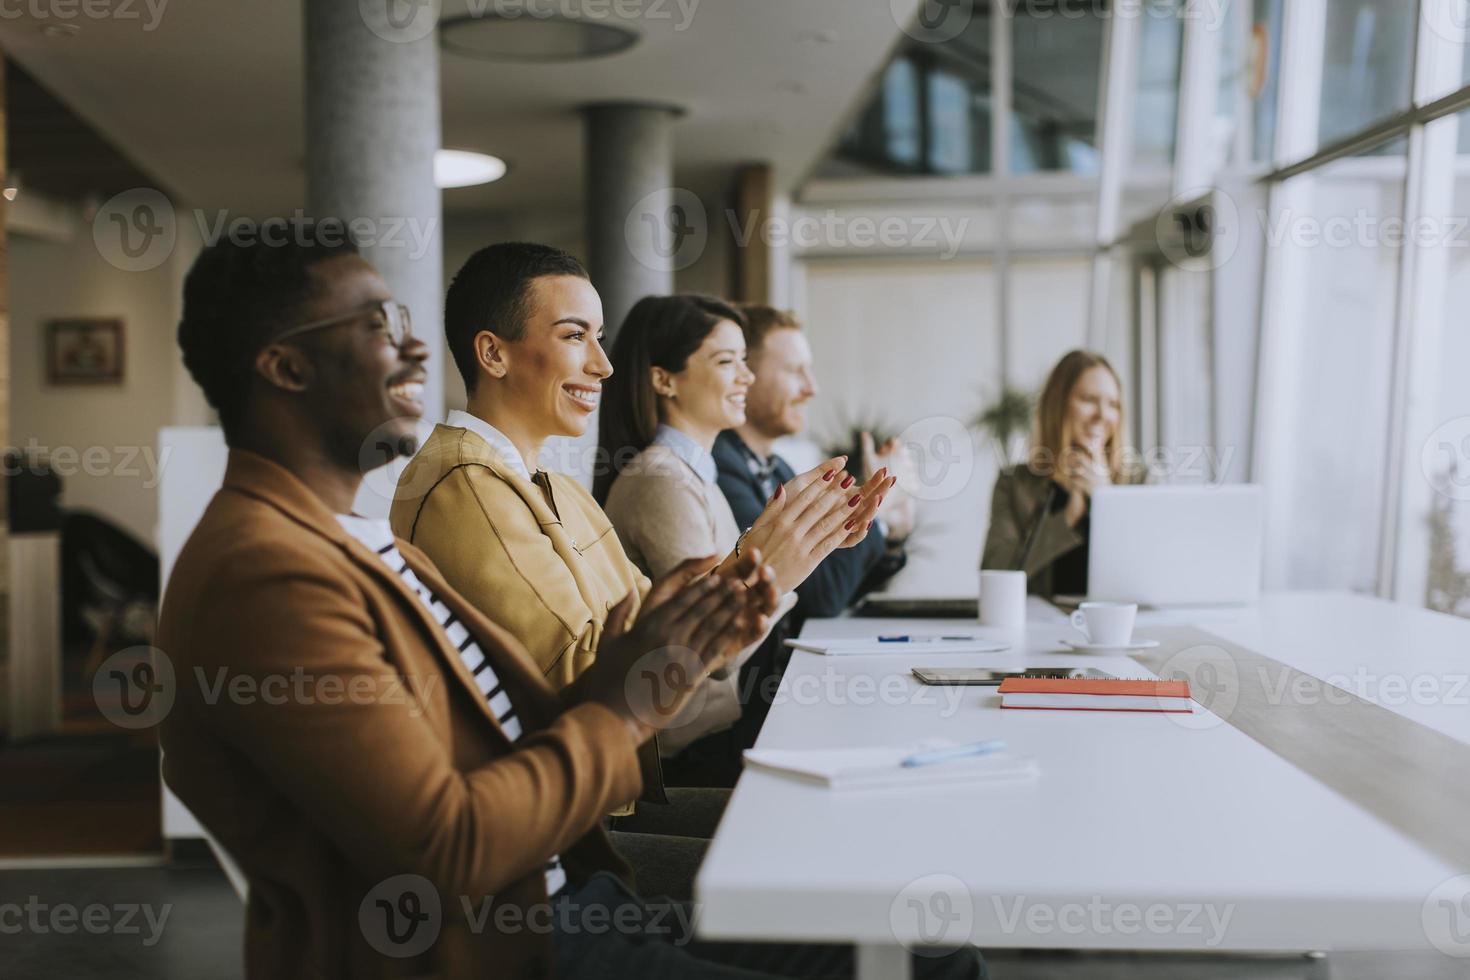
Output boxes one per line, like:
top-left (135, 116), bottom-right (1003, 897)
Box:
top-left (981, 349), bottom-right (1133, 600)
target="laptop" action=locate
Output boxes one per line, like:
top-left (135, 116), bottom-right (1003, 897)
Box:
top-left (1085, 485), bottom-right (1264, 606)
top-left (854, 595), bottom-right (978, 619)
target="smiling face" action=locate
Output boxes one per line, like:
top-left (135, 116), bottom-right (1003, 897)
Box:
top-left (659, 320), bottom-right (754, 439)
top-left (743, 327), bottom-right (818, 439)
top-left (1064, 364), bottom-right (1122, 456)
top-left (490, 274), bottom-right (610, 441)
top-left (289, 254), bottom-right (430, 464)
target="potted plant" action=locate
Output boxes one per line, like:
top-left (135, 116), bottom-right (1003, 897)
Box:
top-left (973, 386), bottom-right (1035, 470)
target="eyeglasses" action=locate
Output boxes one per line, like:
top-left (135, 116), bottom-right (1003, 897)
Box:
top-left (272, 300), bottom-right (413, 348)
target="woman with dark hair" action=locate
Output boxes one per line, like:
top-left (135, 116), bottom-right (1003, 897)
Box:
top-left (599, 295), bottom-right (889, 756)
top-left (981, 349), bottom-right (1135, 599)
top-left (599, 294), bottom-right (880, 588)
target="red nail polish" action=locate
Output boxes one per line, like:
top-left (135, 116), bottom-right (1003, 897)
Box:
top-left (864, 521), bottom-right (872, 532)
top-left (822, 470), bottom-right (834, 481)
top-left (848, 494), bottom-right (861, 507)
top-left (841, 474), bottom-right (854, 489)
top-left (878, 495), bottom-right (885, 507)
top-left (775, 484), bottom-right (783, 498)
top-left (844, 519), bottom-right (855, 531)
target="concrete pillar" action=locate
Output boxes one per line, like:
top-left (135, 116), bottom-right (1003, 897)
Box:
top-left (304, 0), bottom-right (445, 420)
top-left (584, 103), bottom-right (683, 339)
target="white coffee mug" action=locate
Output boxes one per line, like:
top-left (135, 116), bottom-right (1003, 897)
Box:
top-left (979, 570), bottom-right (1027, 629)
top-left (1070, 601), bottom-right (1137, 646)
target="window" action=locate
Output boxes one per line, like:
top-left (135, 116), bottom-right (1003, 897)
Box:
top-left (1011, 2), bottom-right (1105, 174)
top-left (1251, 0), bottom-right (1284, 162)
top-left (826, 7), bottom-right (994, 176)
top-left (1266, 137), bottom-right (1408, 592)
top-left (1131, 6), bottom-right (1184, 170)
top-left (1402, 109), bottom-right (1470, 617)
top-left (1316, 0), bottom-right (1415, 149)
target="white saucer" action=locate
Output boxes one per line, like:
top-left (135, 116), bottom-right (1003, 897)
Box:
top-left (1059, 638), bottom-right (1161, 653)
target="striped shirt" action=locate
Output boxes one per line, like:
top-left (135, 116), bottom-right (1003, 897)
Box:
top-left (336, 515), bottom-right (565, 897)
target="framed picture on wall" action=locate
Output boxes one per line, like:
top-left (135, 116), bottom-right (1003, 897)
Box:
top-left (46, 318), bottom-right (125, 385)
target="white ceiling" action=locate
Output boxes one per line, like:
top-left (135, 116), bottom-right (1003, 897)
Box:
top-left (0, 0), bottom-right (914, 217)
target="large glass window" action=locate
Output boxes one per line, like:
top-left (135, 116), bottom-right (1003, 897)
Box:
top-left (827, 6), bottom-right (994, 176)
top-left (1131, 4), bottom-right (1184, 170)
top-left (1250, 0), bottom-right (1284, 163)
top-left (1316, 0), bottom-right (1415, 149)
top-left (1011, 1), bottom-right (1105, 173)
top-left (824, 0), bottom-right (1111, 178)
top-left (1270, 136), bottom-right (1407, 593)
top-left (1407, 109), bottom-right (1470, 617)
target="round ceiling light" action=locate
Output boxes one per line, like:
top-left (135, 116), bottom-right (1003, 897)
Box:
top-left (435, 150), bottom-right (508, 189)
top-left (440, 13), bottom-right (638, 62)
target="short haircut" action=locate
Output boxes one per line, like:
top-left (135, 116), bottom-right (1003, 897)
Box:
top-left (444, 242), bottom-right (589, 393)
top-left (735, 304), bottom-right (802, 361)
top-left (177, 218), bottom-right (360, 440)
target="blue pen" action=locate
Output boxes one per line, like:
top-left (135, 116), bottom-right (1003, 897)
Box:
top-left (878, 635), bottom-right (977, 643)
top-left (900, 739), bottom-right (1007, 768)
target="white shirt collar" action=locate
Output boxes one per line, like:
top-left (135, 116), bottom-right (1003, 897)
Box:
top-left (652, 424), bottom-right (718, 485)
top-left (336, 514), bottom-right (395, 552)
top-left (445, 409), bottom-right (534, 483)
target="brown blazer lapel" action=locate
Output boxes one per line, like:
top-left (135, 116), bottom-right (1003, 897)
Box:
top-left (222, 449), bottom-right (524, 744)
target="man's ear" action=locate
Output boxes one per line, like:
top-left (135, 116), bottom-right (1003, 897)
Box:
top-left (254, 344), bottom-right (313, 394)
top-left (650, 365), bottom-right (676, 399)
top-left (475, 330), bottom-right (510, 380)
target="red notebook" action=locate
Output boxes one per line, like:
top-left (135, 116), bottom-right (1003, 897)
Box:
top-left (998, 677), bottom-right (1193, 713)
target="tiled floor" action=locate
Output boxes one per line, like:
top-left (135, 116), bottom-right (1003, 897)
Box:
top-left (2, 864), bottom-right (1463, 979)
top-left (3, 864), bottom-right (242, 980)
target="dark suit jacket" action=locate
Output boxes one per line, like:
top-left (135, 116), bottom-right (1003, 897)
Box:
top-left (712, 430), bottom-right (895, 623)
top-left (158, 449), bottom-right (638, 980)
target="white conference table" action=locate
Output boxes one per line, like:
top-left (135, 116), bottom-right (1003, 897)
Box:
top-left (694, 592), bottom-right (1470, 979)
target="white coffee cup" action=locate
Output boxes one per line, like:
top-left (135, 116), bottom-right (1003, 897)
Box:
top-left (979, 570), bottom-right (1027, 630)
top-left (1069, 601), bottom-right (1137, 646)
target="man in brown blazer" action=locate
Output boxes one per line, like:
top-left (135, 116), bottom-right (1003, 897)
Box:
top-left (159, 226), bottom-right (985, 979)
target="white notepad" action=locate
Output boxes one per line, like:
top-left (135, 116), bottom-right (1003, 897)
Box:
top-left (742, 739), bottom-right (1038, 790)
top-left (784, 637), bottom-right (1012, 656)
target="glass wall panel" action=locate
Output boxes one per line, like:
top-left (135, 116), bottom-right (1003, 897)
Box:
top-left (824, 4), bottom-right (994, 177)
top-left (1250, 0), bottom-right (1284, 163)
top-left (1011, 2), bottom-right (1105, 174)
top-left (1316, 0), bottom-right (1415, 149)
top-left (1270, 136), bottom-right (1407, 592)
top-left (1408, 109), bottom-right (1470, 618)
top-left (1416, 4), bottom-right (1470, 103)
top-left (1132, 4), bottom-right (1184, 170)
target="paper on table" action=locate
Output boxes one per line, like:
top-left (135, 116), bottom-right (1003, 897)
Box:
top-left (742, 739), bottom-right (1038, 790)
top-left (784, 637), bottom-right (1012, 656)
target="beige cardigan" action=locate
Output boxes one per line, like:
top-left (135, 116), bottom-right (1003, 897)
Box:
top-left (604, 444), bottom-right (740, 582)
top-left (604, 444), bottom-right (794, 754)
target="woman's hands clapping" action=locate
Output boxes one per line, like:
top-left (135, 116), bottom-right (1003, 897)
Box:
top-left (721, 455), bottom-right (896, 594)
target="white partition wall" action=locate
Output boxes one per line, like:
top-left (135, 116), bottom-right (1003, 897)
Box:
top-left (156, 426), bottom-right (230, 839)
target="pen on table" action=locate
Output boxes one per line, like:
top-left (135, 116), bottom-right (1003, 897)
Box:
top-left (900, 739), bottom-right (1007, 768)
top-left (878, 635), bottom-right (978, 643)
